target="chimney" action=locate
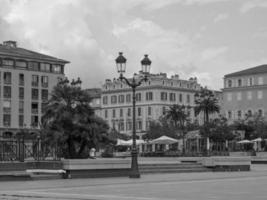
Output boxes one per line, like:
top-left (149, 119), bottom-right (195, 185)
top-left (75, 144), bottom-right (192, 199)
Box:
top-left (3, 41), bottom-right (17, 48)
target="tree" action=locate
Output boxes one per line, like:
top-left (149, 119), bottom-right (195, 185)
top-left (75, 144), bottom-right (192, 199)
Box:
top-left (42, 78), bottom-right (110, 159)
top-left (164, 104), bottom-right (190, 154)
top-left (194, 87), bottom-right (220, 124)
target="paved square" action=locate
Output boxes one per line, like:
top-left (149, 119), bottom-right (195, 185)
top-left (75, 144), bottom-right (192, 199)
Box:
top-left (1, 165), bottom-right (267, 200)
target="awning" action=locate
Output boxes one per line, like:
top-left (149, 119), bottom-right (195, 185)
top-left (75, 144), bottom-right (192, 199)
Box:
top-left (150, 135), bottom-right (178, 144)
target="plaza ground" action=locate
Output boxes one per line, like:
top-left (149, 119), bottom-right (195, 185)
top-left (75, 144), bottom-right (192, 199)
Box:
top-left (0, 165), bottom-right (267, 200)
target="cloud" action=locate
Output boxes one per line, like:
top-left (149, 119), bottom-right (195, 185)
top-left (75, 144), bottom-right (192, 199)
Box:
top-left (200, 46), bottom-right (228, 61)
top-left (213, 13), bottom-right (229, 23)
top-left (240, 0), bottom-right (267, 13)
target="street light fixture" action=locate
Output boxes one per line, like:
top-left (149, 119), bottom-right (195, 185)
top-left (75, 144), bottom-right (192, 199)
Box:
top-left (115, 52), bottom-right (152, 178)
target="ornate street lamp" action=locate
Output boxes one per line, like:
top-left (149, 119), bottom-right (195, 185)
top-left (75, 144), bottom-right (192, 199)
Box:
top-left (115, 52), bottom-right (151, 178)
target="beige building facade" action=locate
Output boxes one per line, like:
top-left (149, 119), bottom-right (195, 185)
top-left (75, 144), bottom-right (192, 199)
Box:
top-left (222, 64), bottom-right (267, 121)
top-left (100, 72), bottom-right (201, 138)
top-left (0, 41), bottom-right (69, 137)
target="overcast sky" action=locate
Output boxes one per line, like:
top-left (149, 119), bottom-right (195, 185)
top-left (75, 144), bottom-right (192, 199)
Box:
top-left (1, 0), bottom-right (267, 90)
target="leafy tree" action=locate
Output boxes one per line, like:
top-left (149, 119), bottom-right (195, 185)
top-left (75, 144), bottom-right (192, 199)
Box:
top-left (194, 87), bottom-right (220, 124)
top-left (233, 112), bottom-right (267, 140)
top-left (164, 104), bottom-right (190, 154)
top-left (143, 117), bottom-right (177, 140)
top-left (42, 78), bottom-right (110, 159)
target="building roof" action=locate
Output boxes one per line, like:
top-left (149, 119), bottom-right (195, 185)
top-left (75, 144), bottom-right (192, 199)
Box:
top-left (85, 88), bottom-right (102, 98)
top-left (225, 64), bottom-right (267, 78)
top-left (0, 42), bottom-right (69, 64)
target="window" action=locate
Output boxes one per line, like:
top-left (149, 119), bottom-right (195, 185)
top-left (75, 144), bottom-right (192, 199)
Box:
top-left (118, 95), bottom-right (124, 103)
top-left (104, 110), bottom-right (108, 118)
top-left (169, 93), bottom-right (176, 102)
top-left (32, 75), bottom-right (39, 86)
top-left (187, 94), bottom-right (190, 103)
top-left (19, 74), bottom-right (24, 86)
top-left (3, 100), bottom-right (11, 113)
top-left (161, 92), bottom-right (167, 101)
top-left (162, 106), bottom-right (166, 115)
top-left (19, 101), bottom-right (24, 113)
top-left (258, 109), bottom-right (263, 117)
top-left (227, 93), bottom-right (232, 101)
top-left (179, 94), bottom-right (183, 103)
top-left (31, 103), bottom-right (38, 114)
top-left (237, 92), bottom-right (242, 101)
top-left (3, 86), bottom-right (11, 98)
top-left (247, 110), bottom-right (252, 117)
top-left (52, 64), bottom-right (62, 73)
top-left (41, 76), bottom-right (48, 87)
top-left (247, 91), bottom-right (252, 100)
top-left (237, 110), bottom-right (242, 119)
top-left (16, 61), bottom-right (27, 68)
top-left (3, 59), bottom-right (14, 66)
top-left (103, 96), bottom-right (108, 105)
top-left (32, 89), bottom-right (39, 100)
top-left (120, 109), bottom-right (123, 117)
top-left (19, 87), bottom-right (24, 99)
top-left (126, 121), bottom-right (132, 130)
top-left (136, 93), bottom-right (141, 101)
top-left (127, 108), bottom-right (131, 117)
top-left (137, 121), bottom-right (142, 130)
top-left (126, 94), bottom-right (131, 103)
top-left (31, 115), bottom-right (39, 127)
top-left (112, 109), bottom-right (116, 118)
top-left (238, 79), bottom-right (242, 87)
top-left (4, 72), bottom-right (11, 84)
top-left (28, 62), bottom-right (39, 71)
top-left (118, 121), bottom-right (124, 131)
top-left (228, 111), bottom-right (232, 119)
top-left (19, 115), bottom-right (24, 127)
top-left (42, 89), bottom-right (48, 101)
top-left (248, 77), bottom-right (253, 86)
top-left (41, 102), bottom-right (47, 113)
top-left (148, 107), bottom-right (152, 116)
top-left (227, 80), bottom-right (232, 88)
top-left (137, 107), bottom-right (142, 117)
top-left (258, 91), bottom-right (263, 99)
top-left (258, 77), bottom-right (264, 85)
top-left (146, 92), bottom-right (153, 101)
top-left (40, 63), bottom-right (51, 72)
top-left (3, 114), bottom-right (11, 127)
top-left (111, 95), bottom-right (117, 104)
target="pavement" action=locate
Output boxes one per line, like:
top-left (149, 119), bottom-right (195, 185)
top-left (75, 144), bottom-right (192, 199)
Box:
top-left (0, 165), bottom-right (267, 200)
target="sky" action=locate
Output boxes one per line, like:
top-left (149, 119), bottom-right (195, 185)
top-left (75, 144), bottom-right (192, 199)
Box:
top-left (1, 0), bottom-right (267, 90)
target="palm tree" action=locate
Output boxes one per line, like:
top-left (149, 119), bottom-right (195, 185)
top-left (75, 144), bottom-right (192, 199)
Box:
top-left (42, 78), bottom-right (109, 158)
top-left (165, 104), bottom-right (190, 155)
top-left (194, 87), bottom-right (220, 124)
top-left (194, 87), bottom-right (220, 154)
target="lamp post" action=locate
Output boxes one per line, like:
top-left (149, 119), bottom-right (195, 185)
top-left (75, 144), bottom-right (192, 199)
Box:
top-left (115, 52), bottom-right (151, 178)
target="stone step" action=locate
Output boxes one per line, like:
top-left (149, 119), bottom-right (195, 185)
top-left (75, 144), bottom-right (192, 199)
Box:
top-left (140, 163), bottom-right (203, 169)
top-left (140, 167), bottom-right (211, 174)
top-left (0, 171), bottom-right (31, 181)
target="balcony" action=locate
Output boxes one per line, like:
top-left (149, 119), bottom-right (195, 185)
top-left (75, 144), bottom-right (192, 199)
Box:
top-left (3, 107), bottom-right (11, 113)
top-left (32, 82), bottom-right (39, 87)
top-left (19, 80), bottom-right (24, 86)
top-left (32, 96), bottom-right (39, 100)
top-left (31, 109), bottom-right (38, 114)
top-left (19, 108), bottom-right (24, 113)
top-left (4, 79), bottom-right (11, 85)
top-left (3, 122), bottom-right (11, 127)
top-left (42, 82), bottom-right (48, 88)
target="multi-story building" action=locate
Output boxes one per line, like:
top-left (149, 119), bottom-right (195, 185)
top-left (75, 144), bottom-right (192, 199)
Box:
top-left (222, 64), bottom-right (267, 122)
top-left (85, 88), bottom-right (101, 116)
top-left (100, 72), bottom-right (201, 138)
top-left (0, 40), bottom-right (69, 137)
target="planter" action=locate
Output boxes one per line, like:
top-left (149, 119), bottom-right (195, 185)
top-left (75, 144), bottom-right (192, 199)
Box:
top-left (62, 158), bottom-right (131, 179)
top-left (201, 156), bottom-right (251, 171)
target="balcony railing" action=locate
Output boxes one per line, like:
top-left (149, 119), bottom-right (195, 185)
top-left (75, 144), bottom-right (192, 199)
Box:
top-left (32, 96), bottom-right (39, 100)
top-left (31, 109), bottom-right (38, 114)
top-left (42, 82), bottom-right (48, 88)
top-left (32, 82), bottom-right (39, 87)
top-left (19, 80), bottom-right (24, 86)
top-left (4, 79), bottom-right (11, 84)
top-left (19, 108), bottom-right (24, 113)
top-left (3, 122), bottom-right (11, 127)
top-left (3, 108), bottom-right (11, 113)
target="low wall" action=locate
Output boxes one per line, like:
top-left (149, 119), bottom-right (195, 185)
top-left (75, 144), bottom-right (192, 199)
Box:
top-left (202, 157), bottom-right (251, 171)
top-left (62, 158), bottom-right (131, 179)
top-left (229, 152), bottom-right (254, 156)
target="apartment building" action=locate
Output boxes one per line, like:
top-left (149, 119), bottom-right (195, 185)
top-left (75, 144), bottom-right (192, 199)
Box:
top-left (85, 88), bottom-right (101, 116)
top-left (0, 41), bottom-right (69, 137)
top-left (222, 64), bottom-right (267, 121)
top-left (100, 72), bottom-right (201, 138)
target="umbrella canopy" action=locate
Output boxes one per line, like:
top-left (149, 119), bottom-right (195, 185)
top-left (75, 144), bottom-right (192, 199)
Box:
top-left (252, 138), bottom-right (262, 142)
top-left (150, 135), bottom-right (178, 144)
top-left (116, 139), bottom-right (145, 146)
top-left (237, 140), bottom-right (253, 144)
